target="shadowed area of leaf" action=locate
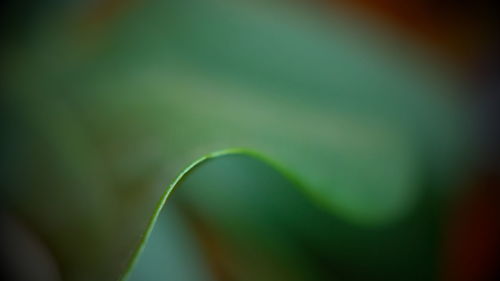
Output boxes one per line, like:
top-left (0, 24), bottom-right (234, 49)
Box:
top-left (124, 151), bottom-right (441, 281)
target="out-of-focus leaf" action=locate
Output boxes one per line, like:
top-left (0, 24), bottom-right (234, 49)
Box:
top-left (1, 0), bottom-right (473, 280)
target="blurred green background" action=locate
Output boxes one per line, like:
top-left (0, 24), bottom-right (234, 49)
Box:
top-left (1, 0), bottom-right (498, 281)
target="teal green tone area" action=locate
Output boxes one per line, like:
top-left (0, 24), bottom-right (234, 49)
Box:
top-left (127, 203), bottom-right (214, 281)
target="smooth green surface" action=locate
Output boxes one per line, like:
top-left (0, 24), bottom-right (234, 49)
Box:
top-left (128, 152), bottom-right (440, 281)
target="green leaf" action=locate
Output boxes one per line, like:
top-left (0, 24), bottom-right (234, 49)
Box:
top-left (1, 0), bottom-right (472, 280)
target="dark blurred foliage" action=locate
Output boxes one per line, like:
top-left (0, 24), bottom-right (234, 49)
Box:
top-left (321, 0), bottom-right (499, 65)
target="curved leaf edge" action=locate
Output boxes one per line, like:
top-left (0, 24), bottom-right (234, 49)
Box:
top-left (117, 148), bottom-right (309, 281)
top-left (117, 146), bottom-right (402, 281)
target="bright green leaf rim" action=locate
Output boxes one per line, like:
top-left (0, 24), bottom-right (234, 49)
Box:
top-left (117, 148), bottom-right (312, 281)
